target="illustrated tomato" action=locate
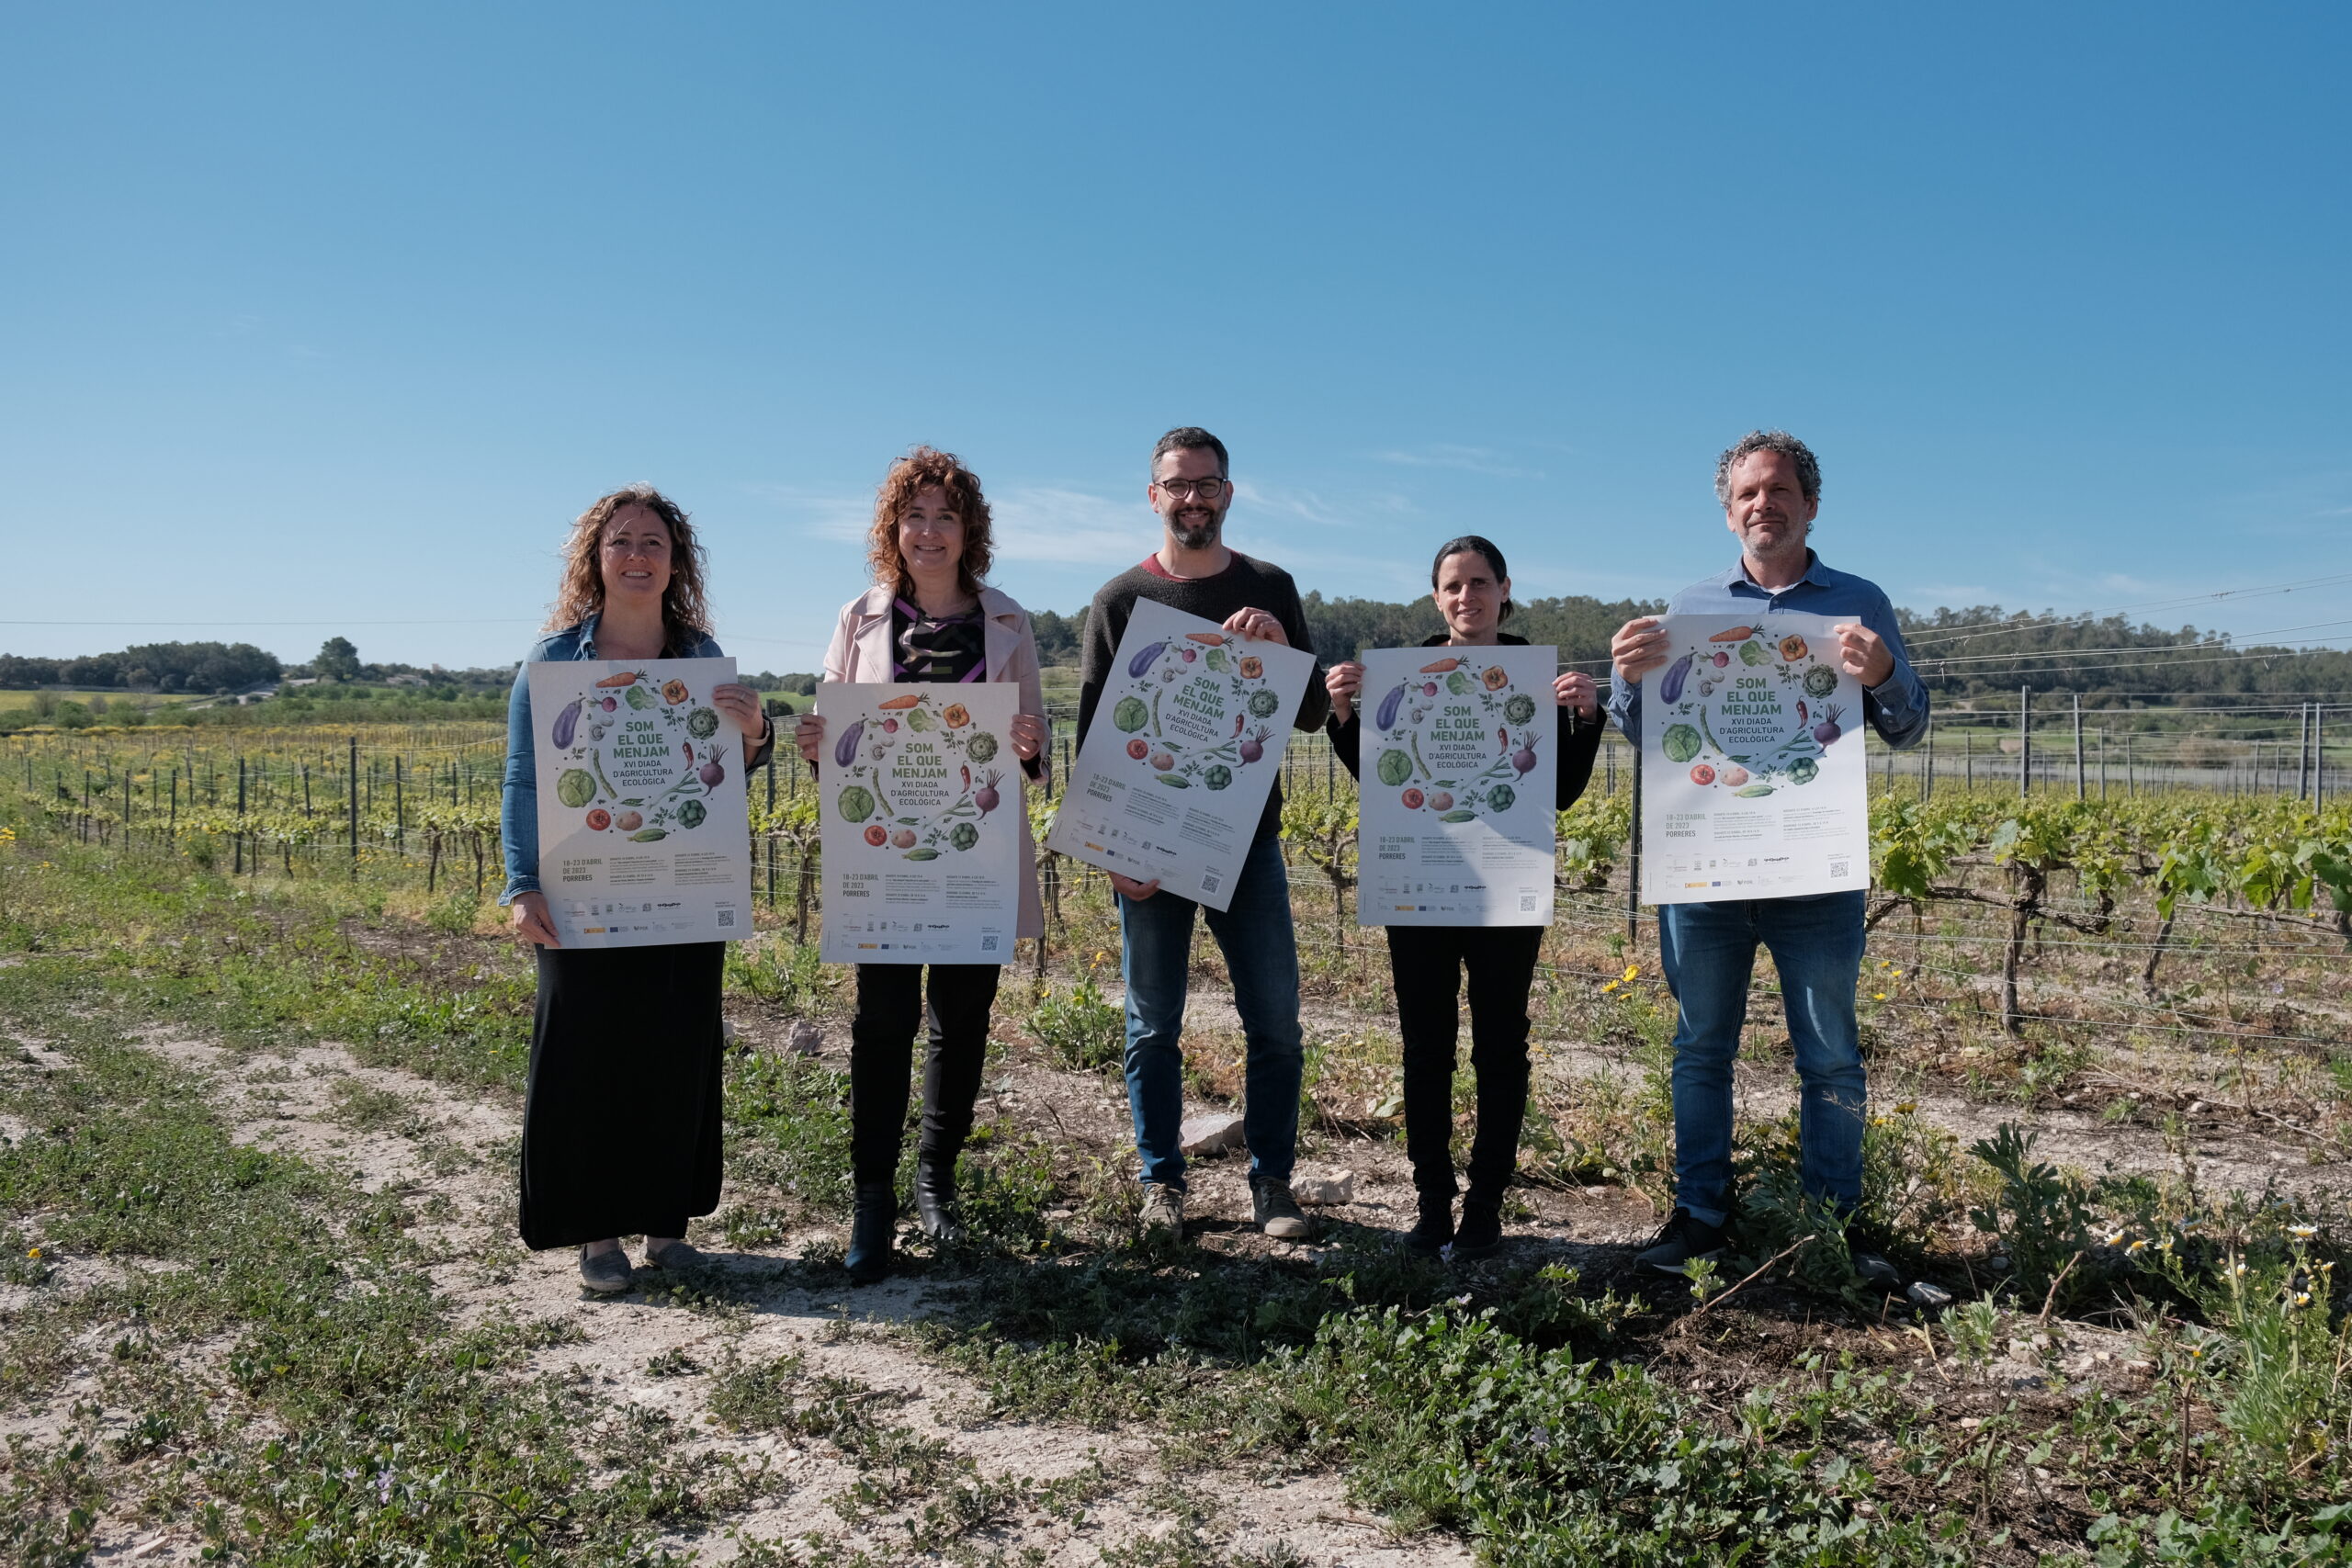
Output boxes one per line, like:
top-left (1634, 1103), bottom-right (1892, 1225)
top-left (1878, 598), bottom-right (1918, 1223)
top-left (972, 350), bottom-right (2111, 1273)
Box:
top-left (1126, 739), bottom-right (1150, 760)
top-left (863, 824), bottom-right (888, 846)
top-left (1689, 764), bottom-right (1716, 785)
top-left (1401, 788), bottom-right (1424, 809)
top-left (584, 807), bottom-right (612, 831)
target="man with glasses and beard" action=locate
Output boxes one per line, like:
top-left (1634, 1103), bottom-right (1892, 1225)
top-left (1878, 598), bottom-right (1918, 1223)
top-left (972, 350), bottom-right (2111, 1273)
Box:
top-left (1076, 427), bottom-right (1329, 1240)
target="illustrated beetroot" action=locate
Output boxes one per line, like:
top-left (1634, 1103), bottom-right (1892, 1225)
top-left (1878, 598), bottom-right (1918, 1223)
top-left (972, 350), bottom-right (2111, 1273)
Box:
top-left (974, 769), bottom-right (1002, 818)
top-left (600, 695), bottom-right (618, 712)
top-left (883, 717), bottom-right (899, 733)
top-left (1812, 703), bottom-right (1846, 747)
top-left (1238, 725), bottom-right (1269, 765)
top-left (698, 746), bottom-right (727, 787)
top-left (1510, 731), bottom-right (1541, 776)
top-left (1422, 682), bottom-right (1439, 698)
top-left (1712, 651), bottom-right (1730, 669)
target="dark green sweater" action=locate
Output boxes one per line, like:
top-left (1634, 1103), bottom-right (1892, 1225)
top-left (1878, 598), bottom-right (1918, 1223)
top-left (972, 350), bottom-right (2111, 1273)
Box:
top-left (1078, 550), bottom-right (1331, 841)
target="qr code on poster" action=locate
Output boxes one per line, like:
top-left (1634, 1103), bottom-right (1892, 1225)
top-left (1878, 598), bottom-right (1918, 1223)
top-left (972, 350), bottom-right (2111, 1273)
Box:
top-left (718, 908), bottom-right (736, 928)
top-left (1828, 859), bottom-right (1850, 879)
top-left (980, 936), bottom-right (999, 953)
top-left (1200, 872), bottom-right (1221, 896)
top-left (1520, 895), bottom-right (1538, 912)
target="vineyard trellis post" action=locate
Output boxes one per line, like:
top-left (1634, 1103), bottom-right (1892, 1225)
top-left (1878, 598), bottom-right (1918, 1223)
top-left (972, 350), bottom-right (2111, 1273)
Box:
top-left (1625, 746), bottom-right (1642, 945)
top-left (235, 756), bottom-right (247, 874)
top-left (2073, 694), bottom-right (2084, 800)
top-left (2019, 685), bottom-right (2031, 797)
top-left (2301, 704), bottom-right (2312, 801)
top-left (346, 735), bottom-right (359, 877)
top-left (2320, 706), bottom-right (2329, 811)
top-left (1922, 712), bottom-right (1934, 802)
top-left (393, 756), bottom-right (404, 849)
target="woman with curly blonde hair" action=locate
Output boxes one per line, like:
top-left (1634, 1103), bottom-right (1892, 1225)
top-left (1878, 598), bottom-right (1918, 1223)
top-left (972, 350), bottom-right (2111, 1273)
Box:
top-left (501, 484), bottom-right (774, 1294)
top-left (795, 447), bottom-right (1049, 1281)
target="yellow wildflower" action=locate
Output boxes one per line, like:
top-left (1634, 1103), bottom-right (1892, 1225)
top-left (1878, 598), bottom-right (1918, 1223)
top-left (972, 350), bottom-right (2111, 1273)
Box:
top-left (1621, 964), bottom-right (1639, 982)
top-left (1872, 993), bottom-right (1886, 1001)
top-left (1894, 1101), bottom-right (1917, 1115)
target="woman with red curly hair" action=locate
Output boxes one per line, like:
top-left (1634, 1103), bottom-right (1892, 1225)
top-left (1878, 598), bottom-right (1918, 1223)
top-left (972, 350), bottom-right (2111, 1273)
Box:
top-left (794, 447), bottom-right (1049, 1281)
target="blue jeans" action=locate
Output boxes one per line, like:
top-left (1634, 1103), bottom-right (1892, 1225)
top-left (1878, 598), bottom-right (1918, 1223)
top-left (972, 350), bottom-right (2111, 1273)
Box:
top-left (1118, 830), bottom-right (1304, 1190)
top-left (1657, 891), bottom-right (1868, 1229)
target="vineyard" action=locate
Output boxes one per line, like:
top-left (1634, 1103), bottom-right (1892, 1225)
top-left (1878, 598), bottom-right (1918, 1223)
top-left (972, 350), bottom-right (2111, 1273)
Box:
top-left (6, 716), bottom-right (2352, 1563)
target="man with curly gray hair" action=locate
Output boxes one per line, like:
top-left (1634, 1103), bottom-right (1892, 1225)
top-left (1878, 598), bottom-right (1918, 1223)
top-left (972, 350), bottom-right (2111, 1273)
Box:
top-left (1606, 431), bottom-right (1928, 1292)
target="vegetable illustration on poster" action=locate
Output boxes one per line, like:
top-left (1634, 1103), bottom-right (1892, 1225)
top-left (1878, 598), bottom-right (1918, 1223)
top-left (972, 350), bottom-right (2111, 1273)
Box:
top-left (528, 657), bottom-right (752, 946)
top-left (1046, 598), bottom-right (1315, 910)
top-left (816, 682), bottom-right (1022, 964)
top-left (1638, 612), bottom-right (1871, 904)
top-left (1356, 644), bottom-right (1558, 926)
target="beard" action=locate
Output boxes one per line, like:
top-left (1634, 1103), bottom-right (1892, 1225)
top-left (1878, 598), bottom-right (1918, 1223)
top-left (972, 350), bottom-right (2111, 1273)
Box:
top-left (1169, 506), bottom-right (1224, 552)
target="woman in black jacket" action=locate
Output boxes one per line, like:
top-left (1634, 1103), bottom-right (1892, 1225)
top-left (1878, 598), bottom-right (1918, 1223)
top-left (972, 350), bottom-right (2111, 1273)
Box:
top-left (1326, 536), bottom-right (1602, 1258)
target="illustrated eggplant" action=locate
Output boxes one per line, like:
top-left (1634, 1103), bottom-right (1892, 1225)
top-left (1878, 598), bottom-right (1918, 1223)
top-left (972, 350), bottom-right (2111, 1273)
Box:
top-left (1127, 639), bottom-right (1170, 678)
top-left (833, 718), bottom-right (865, 768)
top-left (1374, 682), bottom-right (1407, 730)
top-left (549, 697), bottom-right (583, 750)
top-left (1657, 652), bottom-right (1693, 704)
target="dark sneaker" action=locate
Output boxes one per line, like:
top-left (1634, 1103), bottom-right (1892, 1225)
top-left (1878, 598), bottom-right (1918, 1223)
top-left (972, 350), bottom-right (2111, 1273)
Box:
top-left (640, 1237), bottom-right (703, 1270)
top-left (1252, 1179), bottom-right (1312, 1240)
top-left (1403, 1193), bottom-right (1453, 1257)
top-left (579, 1245), bottom-right (634, 1294)
top-left (1451, 1197), bottom-right (1505, 1261)
top-left (1635, 1209), bottom-right (1727, 1276)
top-left (1843, 1220), bottom-right (1904, 1293)
top-left (1139, 1182), bottom-right (1187, 1237)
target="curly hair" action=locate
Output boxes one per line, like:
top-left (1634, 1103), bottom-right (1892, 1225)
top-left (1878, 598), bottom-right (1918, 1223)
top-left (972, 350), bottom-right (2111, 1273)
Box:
top-left (1713, 430), bottom-right (1822, 507)
top-left (865, 446), bottom-right (994, 594)
top-left (544, 485), bottom-right (714, 646)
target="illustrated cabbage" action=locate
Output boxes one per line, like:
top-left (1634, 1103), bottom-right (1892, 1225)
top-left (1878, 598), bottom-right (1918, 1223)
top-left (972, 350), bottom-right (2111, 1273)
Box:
top-left (1375, 749), bottom-right (1414, 787)
top-left (965, 730), bottom-right (1000, 763)
top-left (1787, 758), bottom-right (1819, 784)
top-left (1502, 694), bottom-right (1537, 725)
top-left (1113, 696), bottom-right (1150, 732)
top-left (1248, 689), bottom-right (1281, 718)
top-left (1203, 763), bottom-right (1232, 791)
top-left (686, 706), bottom-right (720, 739)
top-left (837, 784), bottom-right (876, 822)
top-left (1445, 671), bottom-right (1471, 695)
top-left (625, 684), bottom-right (656, 709)
top-left (1737, 641), bottom-right (1770, 667)
top-left (556, 769), bottom-right (597, 808)
top-left (1487, 784), bottom-right (1516, 811)
top-left (1661, 724), bottom-right (1702, 764)
top-left (1804, 666), bottom-right (1839, 698)
top-left (677, 798), bottom-right (707, 828)
top-left (949, 822), bottom-right (978, 851)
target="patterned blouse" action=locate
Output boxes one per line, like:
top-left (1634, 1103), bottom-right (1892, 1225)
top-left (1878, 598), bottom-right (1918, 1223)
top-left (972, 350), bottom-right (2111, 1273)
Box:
top-left (890, 596), bottom-right (988, 684)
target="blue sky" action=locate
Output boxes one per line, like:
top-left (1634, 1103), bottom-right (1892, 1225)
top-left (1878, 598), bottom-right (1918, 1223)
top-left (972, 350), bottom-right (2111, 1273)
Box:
top-left (4, 3), bottom-right (2346, 672)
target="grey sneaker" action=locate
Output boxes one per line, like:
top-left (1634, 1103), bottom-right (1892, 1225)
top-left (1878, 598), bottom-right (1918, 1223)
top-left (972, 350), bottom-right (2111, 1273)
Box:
top-left (579, 1245), bottom-right (634, 1293)
top-left (1139, 1183), bottom-right (1187, 1237)
top-left (1252, 1179), bottom-right (1312, 1241)
top-left (641, 1238), bottom-right (703, 1270)
top-left (1634, 1210), bottom-right (1727, 1276)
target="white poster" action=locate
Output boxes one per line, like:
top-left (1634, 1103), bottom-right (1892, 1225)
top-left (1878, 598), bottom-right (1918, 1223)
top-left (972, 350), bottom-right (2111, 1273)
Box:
top-left (1638, 612), bottom-right (1870, 903)
top-left (816, 682), bottom-right (1024, 964)
top-left (1046, 598), bottom-right (1316, 911)
top-left (528, 657), bottom-right (752, 946)
top-left (1355, 645), bottom-right (1559, 926)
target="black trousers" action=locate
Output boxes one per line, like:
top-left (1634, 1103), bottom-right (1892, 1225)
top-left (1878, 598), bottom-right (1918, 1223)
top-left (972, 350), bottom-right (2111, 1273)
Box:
top-left (1387, 924), bottom-right (1544, 1203)
top-left (849, 964), bottom-right (1002, 1186)
top-left (520, 942), bottom-right (726, 1250)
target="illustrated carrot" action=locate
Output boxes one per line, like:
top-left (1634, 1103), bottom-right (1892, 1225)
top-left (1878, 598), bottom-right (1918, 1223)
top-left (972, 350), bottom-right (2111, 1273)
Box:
top-left (877, 694), bottom-right (922, 710)
top-left (1707, 626), bottom-right (1758, 643)
top-left (596, 671), bottom-right (643, 687)
top-left (1185, 632), bottom-right (1227, 646)
top-left (1419, 657), bottom-right (1464, 673)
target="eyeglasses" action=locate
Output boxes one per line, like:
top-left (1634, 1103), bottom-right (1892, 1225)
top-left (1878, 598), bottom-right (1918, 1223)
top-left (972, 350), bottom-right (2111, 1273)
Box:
top-left (1154, 477), bottom-right (1228, 501)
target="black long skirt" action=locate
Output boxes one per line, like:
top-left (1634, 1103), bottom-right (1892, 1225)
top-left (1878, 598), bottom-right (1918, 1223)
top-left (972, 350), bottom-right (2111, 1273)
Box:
top-left (519, 942), bottom-right (726, 1250)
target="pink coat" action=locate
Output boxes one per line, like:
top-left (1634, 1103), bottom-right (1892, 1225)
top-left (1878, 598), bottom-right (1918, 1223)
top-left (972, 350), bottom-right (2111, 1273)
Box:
top-left (820, 585), bottom-right (1050, 941)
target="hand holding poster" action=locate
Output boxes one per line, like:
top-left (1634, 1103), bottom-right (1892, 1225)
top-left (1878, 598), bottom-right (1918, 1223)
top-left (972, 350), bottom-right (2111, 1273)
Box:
top-left (528, 657), bottom-right (752, 946)
top-left (1639, 612), bottom-right (1870, 903)
top-left (1355, 644), bottom-right (1557, 926)
top-left (1046, 598), bottom-right (1315, 910)
top-left (816, 682), bottom-right (1023, 964)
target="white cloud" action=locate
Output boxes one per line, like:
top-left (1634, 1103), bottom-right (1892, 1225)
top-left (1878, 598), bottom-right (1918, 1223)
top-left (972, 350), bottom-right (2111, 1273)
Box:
top-left (990, 488), bottom-right (1156, 566)
top-left (1368, 444), bottom-right (1544, 479)
top-left (738, 482), bottom-right (875, 541)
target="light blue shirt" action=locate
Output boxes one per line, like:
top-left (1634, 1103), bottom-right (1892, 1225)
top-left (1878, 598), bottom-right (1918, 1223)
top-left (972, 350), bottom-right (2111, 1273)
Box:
top-left (499, 614), bottom-right (752, 904)
top-left (1606, 552), bottom-right (1929, 750)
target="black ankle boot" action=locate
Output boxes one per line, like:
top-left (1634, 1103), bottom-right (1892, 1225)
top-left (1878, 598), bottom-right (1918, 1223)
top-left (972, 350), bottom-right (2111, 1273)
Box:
top-left (845, 1182), bottom-right (897, 1283)
top-left (1404, 1190), bottom-right (1454, 1257)
top-left (914, 1156), bottom-right (964, 1243)
top-left (1452, 1190), bottom-right (1505, 1259)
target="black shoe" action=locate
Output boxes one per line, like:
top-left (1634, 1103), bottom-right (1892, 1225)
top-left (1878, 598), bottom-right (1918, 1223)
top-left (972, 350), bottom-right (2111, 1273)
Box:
top-left (1451, 1192), bottom-right (1505, 1260)
top-left (1635, 1209), bottom-right (1728, 1276)
top-left (845, 1182), bottom-right (897, 1283)
top-left (914, 1157), bottom-right (964, 1244)
top-left (1404, 1192), bottom-right (1454, 1257)
top-left (1842, 1222), bottom-right (1903, 1292)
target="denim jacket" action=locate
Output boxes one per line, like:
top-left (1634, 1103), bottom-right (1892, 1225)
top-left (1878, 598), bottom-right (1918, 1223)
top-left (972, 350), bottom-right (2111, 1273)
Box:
top-left (499, 615), bottom-right (770, 904)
